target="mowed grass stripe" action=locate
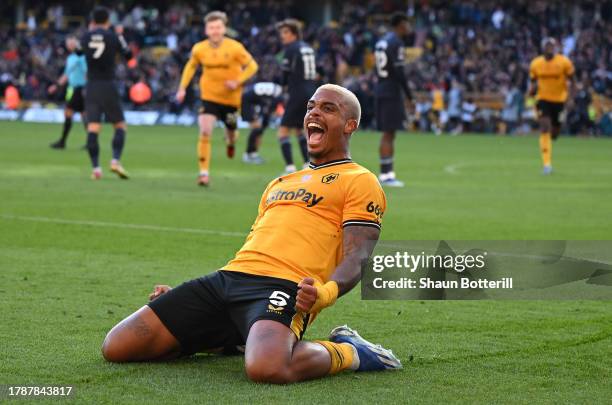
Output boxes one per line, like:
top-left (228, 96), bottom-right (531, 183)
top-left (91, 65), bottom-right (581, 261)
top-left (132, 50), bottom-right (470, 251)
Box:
top-left (1, 214), bottom-right (246, 238)
top-left (0, 122), bottom-right (611, 404)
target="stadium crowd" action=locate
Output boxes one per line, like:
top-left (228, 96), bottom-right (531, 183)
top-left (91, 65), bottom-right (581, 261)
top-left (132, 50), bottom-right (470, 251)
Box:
top-left (1, 0), bottom-right (611, 134)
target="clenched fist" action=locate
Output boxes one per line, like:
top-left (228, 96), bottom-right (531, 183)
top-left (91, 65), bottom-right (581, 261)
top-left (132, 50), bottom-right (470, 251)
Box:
top-left (149, 284), bottom-right (172, 301)
top-left (295, 278), bottom-right (339, 313)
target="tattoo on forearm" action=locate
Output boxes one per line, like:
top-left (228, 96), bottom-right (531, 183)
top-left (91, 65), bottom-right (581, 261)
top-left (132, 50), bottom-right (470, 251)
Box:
top-left (360, 257), bottom-right (370, 272)
top-left (332, 226), bottom-right (380, 295)
top-left (344, 226), bottom-right (380, 259)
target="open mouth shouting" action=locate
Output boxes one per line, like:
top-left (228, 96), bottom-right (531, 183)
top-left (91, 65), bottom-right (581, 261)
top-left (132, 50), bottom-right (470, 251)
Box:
top-left (306, 120), bottom-right (326, 147)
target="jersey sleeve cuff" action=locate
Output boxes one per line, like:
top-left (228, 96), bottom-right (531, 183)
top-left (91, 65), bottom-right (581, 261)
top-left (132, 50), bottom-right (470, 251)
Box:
top-left (342, 219), bottom-right (381, 230)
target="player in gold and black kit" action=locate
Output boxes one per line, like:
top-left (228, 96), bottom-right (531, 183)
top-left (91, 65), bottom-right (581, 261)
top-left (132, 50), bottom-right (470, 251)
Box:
top-left (176, 11), bottom-right (258, 186)
top-left (529, 37), bottom-right (575, 174)
top-left (102, 84), bottom-right (402, 383)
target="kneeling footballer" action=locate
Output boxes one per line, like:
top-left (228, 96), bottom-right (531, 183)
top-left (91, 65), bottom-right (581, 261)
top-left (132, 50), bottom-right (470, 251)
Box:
top-left (102, 84), bottom-right (401, 383)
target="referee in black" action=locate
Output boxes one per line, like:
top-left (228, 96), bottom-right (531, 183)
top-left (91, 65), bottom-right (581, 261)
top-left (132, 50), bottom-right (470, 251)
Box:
top-left (82, 6), bottom-right (132, 180)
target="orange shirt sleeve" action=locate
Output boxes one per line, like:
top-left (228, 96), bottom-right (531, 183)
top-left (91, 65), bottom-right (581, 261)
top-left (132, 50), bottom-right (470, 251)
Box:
top-left (179, 44), bottom-right (201, 90)
top-left (342, 173), bottom-right (387, 229)
top-left (235, 42), bottom-right (258, 84)
top-left (234, 41), bottom-right (254, 66)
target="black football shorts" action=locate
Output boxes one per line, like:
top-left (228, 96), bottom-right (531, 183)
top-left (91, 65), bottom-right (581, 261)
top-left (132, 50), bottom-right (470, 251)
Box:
top-left (66, 86), bottom-right (85, 112)
top-left (241, 102), bottom-right (273, 128)
top-left (240, 100), bottom-right (259, 123)
top-left (376, 97), bottom-right (406, 132)
top-left (147, 270), bottom-right (310, 356)
top-left (85, 80), bottom-right (125, 123)
top-left (199, 100), bottom-right (239, 131)
top-left (281, 92), bottom-right (311, 128)
top-left (536, 100), bottom-right (564, 127)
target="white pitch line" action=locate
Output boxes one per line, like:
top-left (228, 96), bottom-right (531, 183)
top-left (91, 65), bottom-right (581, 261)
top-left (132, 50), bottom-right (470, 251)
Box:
top-left (1, 214), bottom-right (246, 238)
top-left (443, 163), bottom-right (465, 175)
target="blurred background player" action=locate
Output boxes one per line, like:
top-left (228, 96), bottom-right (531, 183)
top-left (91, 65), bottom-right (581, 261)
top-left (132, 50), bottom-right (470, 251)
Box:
top-left (528, 37), bottom-right (575, 175)
top-left (241, 81), bottom-right (283, 165)
top-left (48, 35), bottom-right (87, 150)
top-left (176, 11), bottom-right (258, 186)
top-left (375, 12), bottom-right (413, 187)
top-left (446, 79), bottom-right (463, 135)
top-left (276, 19), bottom-right (317, 174)
top-left (461, 97), bottom-right (477, 133)
top-left (430, 84), bottom-right (445, 135)
top-left (82, 6), bottom-right (132, 180)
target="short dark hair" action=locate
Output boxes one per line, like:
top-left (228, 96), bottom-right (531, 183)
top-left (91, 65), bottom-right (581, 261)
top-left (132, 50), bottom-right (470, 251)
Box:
top-left (276, 18), bottom-right (302, 39)
top-left (92, 6), bottom-right (110, 24)
top-left (390, 12), bottom-right (409, 28)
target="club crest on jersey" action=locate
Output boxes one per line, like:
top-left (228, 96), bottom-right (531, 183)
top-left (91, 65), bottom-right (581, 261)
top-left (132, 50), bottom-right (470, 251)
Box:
top-left (321, 173), bottom-right (339, 184)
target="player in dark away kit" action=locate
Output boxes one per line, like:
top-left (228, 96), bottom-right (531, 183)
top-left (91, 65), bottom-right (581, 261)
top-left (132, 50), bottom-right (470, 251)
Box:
top-left (374, 12), bottom-right (413, 187)
top-left (241, 81), bottom-right (283, 164)
top-left (276, 19), bottom-right (317, 174)
top-left (82, 6), bottom-right (132, 180)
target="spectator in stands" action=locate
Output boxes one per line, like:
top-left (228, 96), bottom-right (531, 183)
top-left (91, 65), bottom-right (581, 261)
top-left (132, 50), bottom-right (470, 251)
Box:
top-left (461, 98), bottom-right (477, 133)
top-left (0, 0), bottom-right (610, 136)
top-left (431, 84), bottom-right (445, 135)
top-left (346, 74), bottom-right (375, 129)
top-left (415, 99), bottom-right (433, 132)
top-left (567, 81), bottom-right (593, 136)
top-left (501, 82), bottom-right (524, 134)
top-left (446, 79), bottom-right (463, 134)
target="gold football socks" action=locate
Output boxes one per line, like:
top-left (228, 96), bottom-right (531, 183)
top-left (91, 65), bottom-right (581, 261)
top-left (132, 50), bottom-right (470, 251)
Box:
top-left (314, 340), bottom-right (357, 374)
top-left (539, 132), bottom-right (552, 168)
top-left (198, 136), bottom-right (211, 173)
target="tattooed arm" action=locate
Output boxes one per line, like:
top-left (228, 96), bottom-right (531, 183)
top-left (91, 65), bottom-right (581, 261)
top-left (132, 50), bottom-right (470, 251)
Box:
top-left (295, 226), bottom-right (380, 312)
top-left (331, 225), bottom-right (380, 296)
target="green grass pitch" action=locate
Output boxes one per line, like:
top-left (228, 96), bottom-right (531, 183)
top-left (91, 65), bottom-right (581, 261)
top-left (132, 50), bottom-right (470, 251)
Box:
top-left (1, 121), bottom-right (611, 404)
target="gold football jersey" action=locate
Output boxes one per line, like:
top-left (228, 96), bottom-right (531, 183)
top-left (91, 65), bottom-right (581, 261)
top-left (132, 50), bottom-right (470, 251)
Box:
top-left (529, 54), bottom-right (575, 103)
top-left (223, 159), bottom-right (387, 284)
top-left (180, 37), bottom-right (255, 107)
